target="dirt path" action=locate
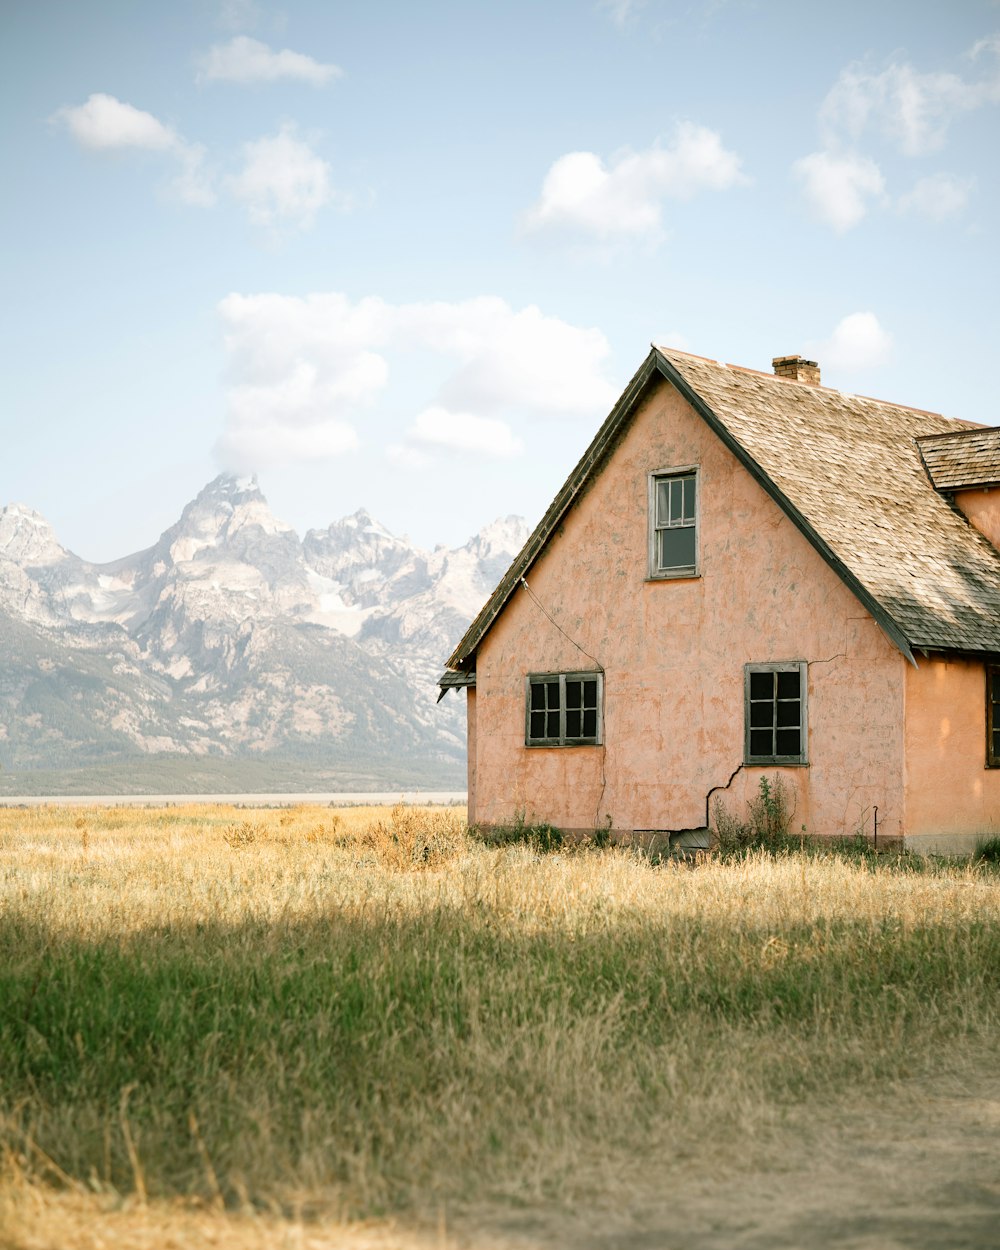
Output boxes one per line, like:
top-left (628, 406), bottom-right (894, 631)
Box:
top-left (4, 1075), bottom-right (999, 1250)
top-left (472, 1075), bottom-right (1000, 1250)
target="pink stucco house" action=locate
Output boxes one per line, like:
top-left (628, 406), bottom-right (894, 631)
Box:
top-left (439, 347), bottom-right (1000, 854)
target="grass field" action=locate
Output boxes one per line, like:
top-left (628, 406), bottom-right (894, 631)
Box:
top-left (2, 803), bottom-right (999, 1249)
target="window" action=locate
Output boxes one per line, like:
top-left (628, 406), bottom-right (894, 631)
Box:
top-left (526, 672), bottom-right (603, 747)
top-left (744, 662), bottom-right (808, 765)
top-left (988, 665), bottom-right (1000, 767)
top-left (649, 468), bottom-right (698, 578)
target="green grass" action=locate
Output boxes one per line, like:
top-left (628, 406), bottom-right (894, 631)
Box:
top-left (2, 804), bottom-right (999, 1221)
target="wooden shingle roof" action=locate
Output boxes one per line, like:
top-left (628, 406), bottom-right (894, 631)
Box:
top-left (917, 428), bottom-right (1000, 492)
top-left (445, 347), bottom-right (1000, 672)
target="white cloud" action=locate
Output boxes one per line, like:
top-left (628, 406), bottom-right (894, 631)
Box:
top-left (214, 292), bottom-right (616, 470)
top-left (523, 122), bottom-right (747, 239)
top-left (792, 150), bottom-right (886, 233)
top-left (57, 93), bottom-right (179, 150)
top-left (806, 312), bottom-right (893, 373)
top-left (217, 0), bottom-right (261, 30)
top-left (55, 93), bottom-right (215, 206)
top-left (898, 172), bottom-right (974, 220)
top-left (820, 41), bottom-right (1000, 156)
top-left (228, 125), bottom-right (335, 227)
top-left (599, 0), bottom-right (645, 27)
top-left (395, 297), bottom-right (617, 416)
top-left (407, 406), bottom-right (524, 458)
top-left (198, 36), bottom-right (341, 86)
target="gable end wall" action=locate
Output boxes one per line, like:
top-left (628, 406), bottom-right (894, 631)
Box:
top-left (471, 378), bottom-right (907, 841)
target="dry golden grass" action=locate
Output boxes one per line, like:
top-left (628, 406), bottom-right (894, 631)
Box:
top-left (2, 803), bottom-right (999, 1248)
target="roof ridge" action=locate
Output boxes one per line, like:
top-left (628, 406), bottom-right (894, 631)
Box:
top-left (916, 424), bottom-right (996, 442)
top-left (443, 344), bottom-right (1000, 674)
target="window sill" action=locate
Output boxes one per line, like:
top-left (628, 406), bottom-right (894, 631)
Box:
top-left (646, 570), bottom-right (700, 583)
top-left (744, 760), bottom-right (809, 768)
top-left (525, 742), bottom-right (603, 750)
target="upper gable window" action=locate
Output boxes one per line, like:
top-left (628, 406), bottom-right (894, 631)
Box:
top-left (649, 468), bottom-right (698, 578)
top-left (988, 665), bottom-right (1000, 767)
top-left (526, 672), bottom-right (603, 747)
top-left (745, 662), bottom-right (808, 765)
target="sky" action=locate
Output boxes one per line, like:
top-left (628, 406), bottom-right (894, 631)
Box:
top-left (3, 0), bottom-right (999, 562)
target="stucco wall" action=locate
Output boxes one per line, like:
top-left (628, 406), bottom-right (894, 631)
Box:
top-left (904, 656), bottom-right (1000, 853)
top-left (954, 488), bottom-right (1000, 550)
top-left (466, 687), bottom-right (477, 824)
top-left (472, 378), bottom-right (908, 841)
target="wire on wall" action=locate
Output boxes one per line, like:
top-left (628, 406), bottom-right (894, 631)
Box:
top-left (520, 577), bottom-right (608, 831)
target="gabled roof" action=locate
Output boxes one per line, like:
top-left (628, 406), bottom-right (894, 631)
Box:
top-left (445, 347), bottom-right (1000, 672)
top-left (917, 428), bottom-right (1000, 492)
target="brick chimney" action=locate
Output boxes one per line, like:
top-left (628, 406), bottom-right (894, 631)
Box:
top-left (772, 355), bottom-right (820, 386)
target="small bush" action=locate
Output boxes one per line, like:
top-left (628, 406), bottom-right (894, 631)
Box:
top-left (222, 820), bottom-right (268, 849)
top-left (470, 808), bottom-right (564, 853)
top-left (713, 775), bottom-right (796, 856)
top-left (973, 835), bottom-right (1000, 867)
top-left (360, 804), bottom-right (465, 870)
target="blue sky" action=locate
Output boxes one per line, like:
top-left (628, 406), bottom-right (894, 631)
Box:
top-left (3, 0), bottom-right (999, 561)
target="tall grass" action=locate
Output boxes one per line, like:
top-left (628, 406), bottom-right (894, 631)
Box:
top-left (1, 803), bottom-right (998, 1223)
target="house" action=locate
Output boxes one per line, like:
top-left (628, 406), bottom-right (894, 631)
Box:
top-left (439, 347), bottom-right (1000, 854)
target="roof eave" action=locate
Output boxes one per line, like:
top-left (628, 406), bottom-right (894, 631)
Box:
top-left (444, 349), bottom-right (661, 671)
top-left (652, 350), bottom-right (918, 667)
top-left (444, 344), bottom-right (921, 673)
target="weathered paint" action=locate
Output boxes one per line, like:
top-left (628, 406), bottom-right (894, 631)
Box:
top-left (903, 656), bottom-right (1000, 853)
top-left (954, 488), bottom-right (1000, 550)
top-left (466, 686), bottom-right (478, 824)
top-left (471, 377), bottom-right (909, 842)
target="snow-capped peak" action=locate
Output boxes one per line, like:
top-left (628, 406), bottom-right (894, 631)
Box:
top-left (0, 503), bottom-right (68, 566)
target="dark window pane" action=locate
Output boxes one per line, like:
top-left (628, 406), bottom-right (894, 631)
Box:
top-left (749, 671), bottom-right (773, 700)
top-left (993, 728), bottom-right (1000, 759)
top-left (750, 701), bottom-right (773, 728)
top-left (776, 699), bottom-right (800, 727)
top-left (659, 525), bottom-right (696, 570)
top-left (991, 669), bottom-right (1000, 701)
top-left (682, 475), bottom-right (695, 522)
top-left (547, 710), bottom-right (559, 738)
top-left (583, 680), bottom-right (598, 706)
top-left (776, 729), bottom-right (801, 756)
top-left (583, 708), bottom-right (597, 738)
top-left (565, 681), bottom-right (582, 709)
top-left (777, 671), bottom-right (800, 699)
top-left (530, 711), bottom-right (545, 739)
top-left (548, 682), bottom-right (561, 709)
top-left (750, 729), bottom-right (772, 756)
top-left (566, 709), bottom-right (582, 738)
top-left (530, 683), bottom-right (546, 710)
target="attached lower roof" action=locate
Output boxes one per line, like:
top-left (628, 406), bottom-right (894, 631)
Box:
top-left (445, 347), bottom-right (1000, 672)
top-left (917, 427), bottom-right (1000, 492)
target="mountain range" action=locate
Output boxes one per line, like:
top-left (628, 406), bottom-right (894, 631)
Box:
top-left (0, 475), bottom-right (527, 793)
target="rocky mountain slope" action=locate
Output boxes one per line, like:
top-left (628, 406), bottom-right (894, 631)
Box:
top-left (0, 477), bottom-right (528, 791)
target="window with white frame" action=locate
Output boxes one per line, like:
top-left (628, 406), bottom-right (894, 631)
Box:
top-left (649, 468), bottom-right (698, 578)
top-left (525, 672), bottom-right (603, 747)
top-left (744, 662), bottom-right (808, 765)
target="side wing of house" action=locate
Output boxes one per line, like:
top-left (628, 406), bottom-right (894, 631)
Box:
top-left (469, 372), bottom-right (908, 842)
top-left (902, 428), bottom-right (1000, 851)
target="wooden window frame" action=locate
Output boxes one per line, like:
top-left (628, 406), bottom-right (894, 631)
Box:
top-left (744, 661), bottom-right (808, 766)
top-left (987, 663), bottom-right (1000, 768)
top-left (648, 466), bottom-right (700, 580)
top-left (525, 671), bottom-right (604, 748)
